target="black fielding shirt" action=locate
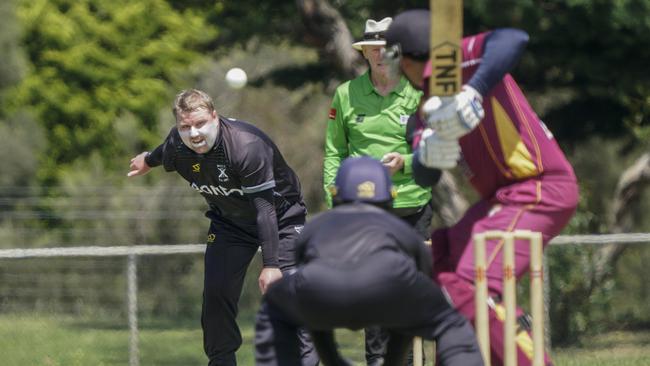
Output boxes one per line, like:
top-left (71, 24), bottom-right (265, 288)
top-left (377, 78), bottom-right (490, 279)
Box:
top-left (145, 116), bottom-right (306, 267)
top-left (295, 203), bottom-right (432, 275)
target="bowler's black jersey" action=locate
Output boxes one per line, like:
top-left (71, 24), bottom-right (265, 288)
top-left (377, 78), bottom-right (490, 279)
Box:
top-left (295, 203), bottom-right (432, 275)
top-left (146, 117), bottom-right (306, 226)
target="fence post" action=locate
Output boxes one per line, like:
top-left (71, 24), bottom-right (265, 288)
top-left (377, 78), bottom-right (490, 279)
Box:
top-left (127, 253), bottom-right (140, 366)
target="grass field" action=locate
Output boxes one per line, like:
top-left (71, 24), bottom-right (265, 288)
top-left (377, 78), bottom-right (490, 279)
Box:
top-left (2, 313), bottom-right (650, 365)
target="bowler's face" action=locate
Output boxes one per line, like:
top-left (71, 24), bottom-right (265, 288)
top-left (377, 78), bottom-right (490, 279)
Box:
top-left (177, 109), bottom-right (219, 154)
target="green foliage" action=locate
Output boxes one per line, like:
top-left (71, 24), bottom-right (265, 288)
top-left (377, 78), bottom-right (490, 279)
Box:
top-left (547, 138), bottom-right (650, 344)
top-left (566, 138), bottom-right (634, 232)
top-left (210, 1), bottom-right (426, 52)
top-left (10, 0), bottom-right (218, 182)
top-left (612, 245), bottom-right (650, 327)
top-left (464, 0), bottom-right (650, 143)
top-left (200, 0), bottom-right (650, 144)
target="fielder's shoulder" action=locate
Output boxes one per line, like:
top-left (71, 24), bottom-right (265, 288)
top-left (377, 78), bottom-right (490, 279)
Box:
top-left (221, 116), bottom-right (266, 138)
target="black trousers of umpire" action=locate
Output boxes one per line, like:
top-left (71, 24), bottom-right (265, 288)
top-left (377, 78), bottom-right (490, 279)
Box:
top-left (254, 250), bottom-right (484, 366)
top-left (202, 213), bottom-right (317, 366)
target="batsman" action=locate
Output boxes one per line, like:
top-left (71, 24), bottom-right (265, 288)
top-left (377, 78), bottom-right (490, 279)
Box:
top-left (383, 9), bottom-right (579, 366)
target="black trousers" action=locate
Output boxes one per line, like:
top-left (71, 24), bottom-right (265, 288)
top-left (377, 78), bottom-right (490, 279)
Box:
top-left (394, 200), bottom-right (434, 239)
top-left (366, 201), bottom-right (434, 365)
top-left (255, 250), bottom-right (483, 366)
top-left (202, 214), bottom-right (316, 366)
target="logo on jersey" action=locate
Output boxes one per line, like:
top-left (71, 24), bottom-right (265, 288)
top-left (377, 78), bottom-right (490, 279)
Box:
top-left (191, 182), bottom-right (243, 197)
top-left (328, 108), bottom-right (337, 120)
top-left (355, 114), bottom-right (366, 123)
top-left (192, 163), bottom-right (201, 173)
top-left (539, 120), bottom-right (554, 139)
top-left (294, 225), bottom-right (304, 234)
top-left (217, 164), bottom-right (229, 182)
top-left (207, 233), bottom-right (216, 243)
top-left (357, 181), bottom-right (375, 198)
top-left (488, 204), bottom-right (502, 217)
top-left (399, 115), bottom-right (409, 125)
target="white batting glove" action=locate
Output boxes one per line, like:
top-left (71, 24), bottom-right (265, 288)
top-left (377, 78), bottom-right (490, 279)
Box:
top-left (422, 85), bottom-right (485, 140)
top-left (418, 128), bottom-right (461, 169)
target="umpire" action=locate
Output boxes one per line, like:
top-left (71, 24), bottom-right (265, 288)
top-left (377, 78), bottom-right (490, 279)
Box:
top-left (255, 156), bottom-right (483, 366)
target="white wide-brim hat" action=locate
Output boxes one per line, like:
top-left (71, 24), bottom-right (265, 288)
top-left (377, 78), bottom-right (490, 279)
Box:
top-left (352, 17), bottom-right (393, 50)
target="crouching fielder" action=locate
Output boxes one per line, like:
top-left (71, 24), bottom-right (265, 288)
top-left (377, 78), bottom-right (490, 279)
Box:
top-left (255, 157), bottom-right (483, 366)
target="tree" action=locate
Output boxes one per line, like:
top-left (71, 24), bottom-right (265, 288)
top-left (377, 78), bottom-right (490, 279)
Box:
top-left (295, 0), bottom-right (366, 78)
top-left (463, 0), bottom-right (650, 144)
top-left (10, 0), bottom-right (218, 182)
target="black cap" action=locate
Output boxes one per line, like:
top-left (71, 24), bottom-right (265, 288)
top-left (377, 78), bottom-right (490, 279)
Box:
top-left (331, 157), bottom-right (394, 206)
top-left (385, 9), bottom-right (430, 60)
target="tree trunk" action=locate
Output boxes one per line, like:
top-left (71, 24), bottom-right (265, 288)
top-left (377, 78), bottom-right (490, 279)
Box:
top-left (295, 0), bottom-right (366, 79)
top-left (589, 152), bottom-right (650, 287)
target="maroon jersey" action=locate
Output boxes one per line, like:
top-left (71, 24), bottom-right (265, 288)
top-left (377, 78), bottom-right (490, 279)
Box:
top-left (417, 32), bottom-right (576, 199)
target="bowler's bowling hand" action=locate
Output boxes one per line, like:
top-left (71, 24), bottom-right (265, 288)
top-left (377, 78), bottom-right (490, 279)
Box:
top-left (258, 267), bottom-right (283, 294)
top-left (127, 152), bottom-right (151, 177)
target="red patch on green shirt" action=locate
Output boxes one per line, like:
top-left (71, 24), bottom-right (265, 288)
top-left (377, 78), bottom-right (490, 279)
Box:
top-left (328, 108), bottom-right (337, 120)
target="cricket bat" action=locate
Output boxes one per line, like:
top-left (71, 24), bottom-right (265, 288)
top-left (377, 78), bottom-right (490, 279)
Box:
top-left (412, 6), bottom-right (464, 365)
top-left (429, 0), bottom-right (463, 97)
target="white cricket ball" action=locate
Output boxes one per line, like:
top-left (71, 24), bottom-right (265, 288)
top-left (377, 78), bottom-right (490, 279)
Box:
top-left (225, 67), bottom-right (247, 89)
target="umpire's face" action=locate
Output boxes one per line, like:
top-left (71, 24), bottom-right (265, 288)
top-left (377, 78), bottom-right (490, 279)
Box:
top-left (177, 108), bottom-right (219, 154)
top-left (362, 45), bottom-right (388, 74)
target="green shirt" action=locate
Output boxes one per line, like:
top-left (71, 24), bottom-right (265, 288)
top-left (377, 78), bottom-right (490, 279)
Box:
top-left (323, 71), bottom-right (431, 208)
